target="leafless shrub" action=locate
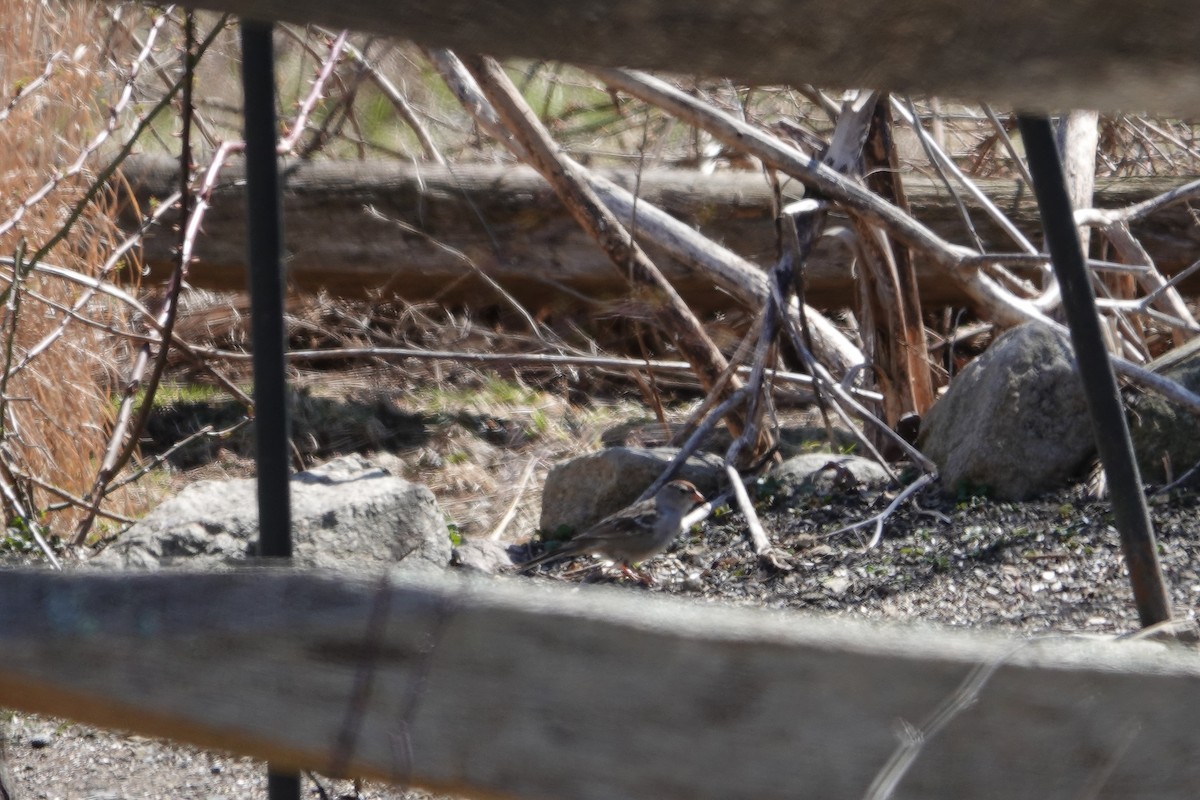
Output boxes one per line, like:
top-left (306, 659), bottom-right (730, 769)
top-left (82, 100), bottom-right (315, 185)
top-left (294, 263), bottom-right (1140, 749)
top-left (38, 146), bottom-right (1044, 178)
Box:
top-left (0, 0), bottom-right (138, 539)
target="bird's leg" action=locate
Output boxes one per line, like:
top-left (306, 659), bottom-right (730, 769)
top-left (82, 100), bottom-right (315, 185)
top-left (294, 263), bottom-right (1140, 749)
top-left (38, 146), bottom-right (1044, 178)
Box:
top-left (561, 561), bottom-right (603, 579)
top-left (618, 563), bottom-right (659, 586)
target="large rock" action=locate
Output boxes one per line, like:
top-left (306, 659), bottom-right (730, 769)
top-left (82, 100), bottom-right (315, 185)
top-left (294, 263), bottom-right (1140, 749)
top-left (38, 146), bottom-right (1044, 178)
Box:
top-left (1127, 336), bottom-right (1200, 484)
top-left (918, 323), bottom-right (1094, 500)
top-left (93, 454), bottom-right (450, 570)
top-left (539, 447), bottom-right (724, 538)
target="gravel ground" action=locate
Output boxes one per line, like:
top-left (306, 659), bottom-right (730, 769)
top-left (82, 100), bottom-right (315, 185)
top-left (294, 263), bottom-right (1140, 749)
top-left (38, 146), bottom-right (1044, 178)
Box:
top-left (7, 477), bottom-right (1199, 799)
top-left (530, 478), bottom-right (1200, 636)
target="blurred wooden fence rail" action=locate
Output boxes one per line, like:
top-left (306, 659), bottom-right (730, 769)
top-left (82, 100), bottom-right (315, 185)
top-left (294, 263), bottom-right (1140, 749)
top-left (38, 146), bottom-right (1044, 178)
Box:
top-left (115, 0), bottom-right (1200, 116)
top-left (116, 156), bottom-right (1200, 310)
top-left (2, 568), bottom-right (1200, 799)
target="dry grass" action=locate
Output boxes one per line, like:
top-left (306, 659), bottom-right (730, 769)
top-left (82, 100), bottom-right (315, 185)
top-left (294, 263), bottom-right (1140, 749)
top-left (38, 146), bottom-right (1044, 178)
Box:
top-left (156, 290), bottom-right (671, 540)
top-left (0, 0), bottom-right (140, 536)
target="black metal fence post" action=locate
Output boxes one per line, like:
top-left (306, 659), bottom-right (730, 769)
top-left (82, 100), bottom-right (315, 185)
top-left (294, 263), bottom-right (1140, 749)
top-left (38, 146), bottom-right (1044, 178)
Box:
top-left (240, 18), bottom-right (299, 800)
top-left (1017, 114), bottom-right (1172, 628)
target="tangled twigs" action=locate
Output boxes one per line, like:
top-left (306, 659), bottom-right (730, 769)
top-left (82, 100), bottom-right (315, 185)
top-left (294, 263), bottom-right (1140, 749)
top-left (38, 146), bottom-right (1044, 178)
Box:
top-left (426, 48), bottom-right (864, 377)
top-left (73, 10), bottom-right (202, 546)
top-left (821, 473), bottom-right (936, 549)
top-left (594, 68), bottom-right (1200, 420)
top-left (1078, 214), bottom-right (1198, 343)
top-left (70, 16), bottom-right (358, 543)
top-left (321, 29), bottom-right (444, 164)
top-left (637, 387), bottom-right (750, 505)
top-left (649, 95), bottom-right (917, 564)
top-left (0, 245), bottom-right (60, 567)
top-left (714, 212), bottom-right (813, 562)
top-left (464, 54), bottom-right (756, 443)
top-left (0, 9), bottom-right (174, 248)
top-left (671, 95), bottom-right (891, 564)
top-left (15, 469), bottom-right (137, 525)
top-left (775, 272), bottom-right (933, 475)
top-left (607, 63), bottom-right (1159, 409)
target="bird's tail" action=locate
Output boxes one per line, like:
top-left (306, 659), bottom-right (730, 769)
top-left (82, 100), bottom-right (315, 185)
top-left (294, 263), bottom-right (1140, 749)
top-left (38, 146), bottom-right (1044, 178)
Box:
top-left (515, 541), bottom-right (579, 572)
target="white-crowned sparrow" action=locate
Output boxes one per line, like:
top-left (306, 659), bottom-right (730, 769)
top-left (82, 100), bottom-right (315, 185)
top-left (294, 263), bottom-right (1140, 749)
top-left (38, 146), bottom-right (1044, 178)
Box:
top-left (519, 479), bottom-right (706, 577)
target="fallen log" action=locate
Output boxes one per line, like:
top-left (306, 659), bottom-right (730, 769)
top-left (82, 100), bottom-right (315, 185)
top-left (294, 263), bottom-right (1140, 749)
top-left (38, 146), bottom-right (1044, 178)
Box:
top-left (115, 156), bottom-right (1200, 311)
top-left (1, 568), bottom-right (1199, 799)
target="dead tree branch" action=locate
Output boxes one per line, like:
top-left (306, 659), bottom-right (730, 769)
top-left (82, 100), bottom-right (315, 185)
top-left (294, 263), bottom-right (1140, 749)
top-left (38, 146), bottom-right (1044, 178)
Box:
top-left (465, 54), bottom-right (755, 442)
top-left (72, 11), bottom-right (204, 545)
top-left (593, 67), bottom-right (1200, 418)
top-left (425, 48), bottom-right (865, 378)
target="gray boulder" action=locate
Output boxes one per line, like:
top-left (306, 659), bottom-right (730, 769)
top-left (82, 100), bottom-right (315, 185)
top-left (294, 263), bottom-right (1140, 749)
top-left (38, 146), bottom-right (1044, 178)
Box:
top-left (1127, 337), bottom-right (1200, 484)
top-left (93, 454), bottom-right (451, 570)
top-left (539, 447), bottom-right (723, 538)
top-left (918, 323), bottom-right (1094, 500)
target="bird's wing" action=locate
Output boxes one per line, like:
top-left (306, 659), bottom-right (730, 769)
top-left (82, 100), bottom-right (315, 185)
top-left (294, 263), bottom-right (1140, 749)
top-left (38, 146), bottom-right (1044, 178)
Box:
top-left (516, 538), bottom-right (589, 571)
top-left (517, 502), bottom-right (657, 570)
top-left (574, 508), bottom-right (657, 544)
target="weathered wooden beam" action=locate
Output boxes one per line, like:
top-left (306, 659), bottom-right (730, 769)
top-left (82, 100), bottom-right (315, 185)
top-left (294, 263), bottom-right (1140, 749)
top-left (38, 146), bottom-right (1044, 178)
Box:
top-left (128, 1), bottom-right (1200, 115)
top-left (2, 568), bottom-right (1199, 799)
top-left (116, 156), bottom-right (1200, 310)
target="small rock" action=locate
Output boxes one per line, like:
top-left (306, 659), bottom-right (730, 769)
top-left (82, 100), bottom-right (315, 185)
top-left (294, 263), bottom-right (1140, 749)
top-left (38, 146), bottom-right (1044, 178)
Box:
top-left (822, 575), bottom-right (851, 595)
top-left (540, 447), bottom-right (724, 538)
top-left (1126, 336), bottom-right (1200, 484)
top-left (767, 453), bottom-right (891, 499)
top-left (450, 538), bottom-right (515, 574)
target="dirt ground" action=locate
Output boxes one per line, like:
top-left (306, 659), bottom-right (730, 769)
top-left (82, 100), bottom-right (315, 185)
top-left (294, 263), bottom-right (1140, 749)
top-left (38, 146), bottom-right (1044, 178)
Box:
top-left (6, 377), bottom-right (1200, 799)
top-left (8, 466), bottom-right (1200, 798)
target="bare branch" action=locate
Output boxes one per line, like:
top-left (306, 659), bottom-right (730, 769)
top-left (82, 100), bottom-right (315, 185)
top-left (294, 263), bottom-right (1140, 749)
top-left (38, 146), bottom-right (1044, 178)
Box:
top-left (465, 55), bottom-right (753, 441)
top-left (426, 48), bottom-right (865, 377)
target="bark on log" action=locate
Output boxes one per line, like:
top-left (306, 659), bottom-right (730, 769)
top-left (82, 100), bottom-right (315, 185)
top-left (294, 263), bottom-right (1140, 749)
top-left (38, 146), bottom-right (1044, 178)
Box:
top-left (859, 95), bottom-right (935, 424)
top-left (115, 157), bottom-right (1200, 311)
